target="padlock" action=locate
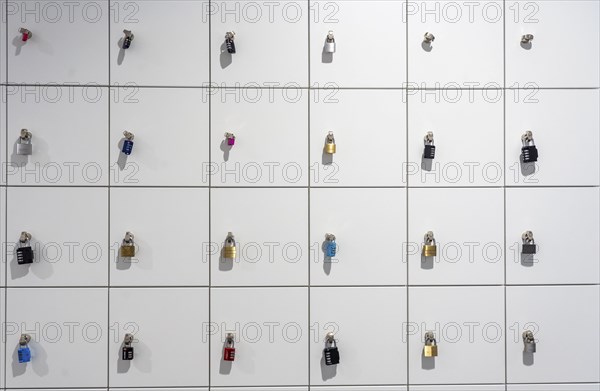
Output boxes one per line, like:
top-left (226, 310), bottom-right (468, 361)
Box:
top-left (423, 131), bottom-right (435, 159)
top-left (323, 333), bottom-right (340, 366)
top-left (423, 32), bottom-right (435, 44)
top-left (16, 232), bottom-right (34, 265)
top-left (324, 31), bottom-right (336, 53)
top-left (423, 331), bottom-right (438, 357)
top-left (122, 29), bottom-right (134, 49)
top-left (122, 131), bottom-right (135, 155)
top-left (522, 330), bottom-right (536, 353)
top-left (122, 333), bottom-right (134, 360)
top-left (19, 27), bottom-right (32, 42)
top-left (222, 232), bottom-right (237, 259)
top-left (225, 31), bottom-right (236, 54)
top-left (521, 231), bottom-right (536, 254)
top-left (521, 34), bottom-right (534, 44)
top-left (225, 132), bottom-right (236, 146)
top-left (324, 131), bottom-right (336, 154)
top-left (120, 232), bottom-right (135, 258)
top-left (521, 131), bottom-right (538, 163)
top-left (422, 231), bottom-right (437, 257)
top-left (17, 129), bottom-right (33, 155)
top-left (18, 334), bottom-right (32, 363)
top-left (223, 333), bottom-right (236, 361)
top-left (324, 233), bottom-right (337, 257)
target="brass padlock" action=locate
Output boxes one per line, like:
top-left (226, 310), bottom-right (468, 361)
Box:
top-left (222, 232), bottom-right (237, 259)
top-left (422, 231), bottom-right (437, 257)
top-left (423, 331), bottom-right (438, 357)
top-left (120, 231), bottom-right (135, 257)
top-left (324, 131), bottom-right (336, 154)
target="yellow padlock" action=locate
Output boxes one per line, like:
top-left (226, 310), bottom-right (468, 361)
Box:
top-left (222, 232), bottom-right (237, 259)
top-left (422, 231), bottom-right (437, 257)
top-left (423, 331), bottom-right (438, 357)
top-left (120, 231), bottom-right (135, 257)
top-left (324, 131), bottom-right (336, 154)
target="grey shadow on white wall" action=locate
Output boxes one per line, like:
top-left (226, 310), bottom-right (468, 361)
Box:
top-left (520, 42), bottom-right (532, 50)
top-left (220, 43), bottom-right (233, 68)
top-left (12, 340), bottom-right (49, 378)
top-left (117, 138), bottom-right (129, 170)
top-left (117, 38), bottom-right (127, 65)
top-left (320, 355), bottom-right (337, 380)
top-left (219, 339), bottom-right (233, 374)
top-left (523, 351), bottom-right (534, 366)
top-left (421, 154), bottom-right (433, 172)
top-left (421, 254), bottom-right (434, 270)
top-left (321, 45), bottom-right (333, 63)
top-left (421, 351), bottom-right (435, 370)
top-left (10, 239), bottom-right (54, 281)
top-left (220, 139), bottom-right (232, 162)
top-left (321, 240), bottom-right (332, 275)
top-left (11, 138), bottom-right (30, 167)
top-left (117, 340), bottom-right (132, 373)
top-left (12, 34), bottom-right (53, 56)
top-left (321, 135), bottom-right (333, 165)
top-left (421, 41), bottom-right (433, 53)
top-left (519, 156), bottom-right (536, 177)
top-left (521, 252), bottom-right (535, 267)
top-left (219, 236), bottom-right (234, 272)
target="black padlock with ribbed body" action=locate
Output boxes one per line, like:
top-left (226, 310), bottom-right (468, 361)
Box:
top-left (323, 335), bottom-right (340, 366)
top-left (424, 144), bottom-right (436, 159)
top-left (521, 131), bottom-right (538, 163)
top-left (17, 246), bottom-right (34, 265)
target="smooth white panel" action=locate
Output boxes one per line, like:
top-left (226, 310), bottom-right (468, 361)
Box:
top-left (310, 0), bottom-right (406, 88)
top-left (1, 0), bottom-right (6, 84)
top-left (110, 88), bottom-right (209, 186)
top-left (508, 385), bottom-right (600, 391)
top-left (7, 0), bottom-right (108, 84)
top-left (310, 188), bottom-right (407, 285)
top-left (506, 89), bottom-right (600, 186)
top-left (310, 287), bottom-right (407, 385)
top-left (408, 188), bottom-right (504, 285)
top-left (409, 286), bottom-right (505, 384)
top-left (312, 387), bottom-right (407, 391)
top-left (211, 0), bottom-right (308, 86)
top-left (506, 187), bottom-right (600, 284)
top-left (6, 187), bottom-right (108, 286)
top-left (210, 288), bottom-right (308, 386)
top-left (310, 89), bottom-right (407, 186)
top-left (110, 0), bottom-right (209, 86)
top-left (109, 288), bottom-right (209, 387)
top-left (5, 288), bottom-right (108, 388)
top-left (210, 88), bottom-right (308, 186)
top-left (0, 289), bottom-right (5, 387)
top-left (411, 386), bottom-right (504, 391)
top-left (0, 186), bottom-right (5, 286)
top-left (407, 90), bottom-right (504, 186)
top-left (1, 94), bottom-right (6, 185)
top-left (7, 86), bottom-right (108, 186)
top-left (506, 1), bottom-right (600, 88)
top-left (506, 286), bottom-right (600, 384)
top-left (110, 188), bottom-right (209, 286)
top-left (408, 0), bottom-right (503, 87)
top-left (218, 388), bottom-right (307, 391)
top-left (211, 188), bottom-right (308, 286)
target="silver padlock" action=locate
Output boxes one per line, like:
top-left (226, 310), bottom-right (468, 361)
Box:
top-left (17, 129), bottom-right (33, 155)
top-left (522, 330), bottom-right (536, 353)
top-left (324, 31), bottom-right (336, 53)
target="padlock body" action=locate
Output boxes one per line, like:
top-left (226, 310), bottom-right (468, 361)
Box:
top-left (324, 41), bottom-right (336, 53)
top-left (424, 145), bottom-right (435, 159)
top-left (422, 244), bottom-right (437, 257)
top-left (227, 138), bottom-right (235, 146)
top-left (521, 145), bottom-right (538, 163)
top-left (16, 246), bottom-right (34, 265)
top-left (17, 143), bottom-right (33, 155)
top-left (122, 346), bottom-right (134, 360)
top-left (226, 39), bottom-right (236, 54)
top-left (522, 243), bottom-right (536, 254)
top-left (120, 245), bottom-right (135, 257)
top-left (18, 346), bottom-right (31, 363)
top-left (524, 342), bottom-right (536, 353)
top-left (223, 347), bottom-right (236, 361)
top-left (222, 246), bottom-right (237, 259)
top-left (324, 142), bottom-right (336, 154)
top-left (123, 37), bottom-right (132, 49)
top-left (122, 139), bottom-right (134, 155)
top-left (325, 241), bottom-right (337, 257)
top-left (323, 347), bottom-right (340, 365)
top-left (423, 345), bottom-right (438, 357)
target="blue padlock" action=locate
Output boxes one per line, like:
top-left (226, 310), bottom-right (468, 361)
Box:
top-left (122, 131), bottom-right (135, 155)
top-left (18, 334), bottom-right (32, 363)
top-left (325, 233), bottom-right (337, 257)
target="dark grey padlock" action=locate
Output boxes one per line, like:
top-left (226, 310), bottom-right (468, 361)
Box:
top-left (17, 129), bottom-right (33, 155)
top-left (522, 231), bottom-right (536, 254)
top-left (16, 232), bottom-right (34, 265)
top-left (521, 131), bottom-right (538, 163)
top-left (122, 333), bottom-right (134, 360)
top-left (323, 334), bottom-right (340, 366)
top-left (423, 131), bottom-right (435, 159)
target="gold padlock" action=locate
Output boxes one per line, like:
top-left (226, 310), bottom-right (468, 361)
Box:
top-left (120, 231), bottom-right (135, 257)
top-left (423, 331), bottom-right (438, 357)
top-left (222, 232), bottom-right (237, 259)
top-left (324, 131), bottom-right (336, 154)
top-left (422, 231), bottom-right (437, 257)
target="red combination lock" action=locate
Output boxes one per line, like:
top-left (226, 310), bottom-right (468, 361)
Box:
top-left (19, 28), bottom-right (32, 42)
top-left (223, 334), bottom-right (236, 362)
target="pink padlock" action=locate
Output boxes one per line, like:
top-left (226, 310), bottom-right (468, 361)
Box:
top-left (225, 132), bottom-right (235, 146)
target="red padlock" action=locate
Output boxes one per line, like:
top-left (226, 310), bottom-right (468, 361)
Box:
top-left (19, 28), bottom-right (32, 42)
top-left (223, 334), bottom-right (236, 362)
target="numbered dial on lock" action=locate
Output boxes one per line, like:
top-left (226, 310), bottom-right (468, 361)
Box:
top-left (423, 131), bottom-right (435, 159)
top-left (225, 32), bottom-right (236, 54)
top-left (521, 131), bottom-right (538, 163)
top-left (323, 333), bottom-right (340, 366)
top-left (423, 332), bottom-right (438, 357)
top-left (18, 334), bottom-right (32, 363)
top-left (223, 334), bottom-right (236, 361)
top-left (122, 333), bottom-right (134, 360)
top-left (16, 232), bottom-right (34, 265)
top-left (17, 129), bottom-right (33, 156)
top-left (324, 233), bottom-right (337, 257)
top-left (122, 30), bottom-right (134, 49)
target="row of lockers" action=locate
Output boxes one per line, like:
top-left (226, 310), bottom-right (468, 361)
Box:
top-left (0, 187), bottom-right (598, 286)
top-left (2, 388), bottom-right (600, 391)
top-left (0, 1), bottom-right (598, 87)
top-left (0, 286), bottom-right (598, 387)
top-left (1, 88), bottom-right (599, 186)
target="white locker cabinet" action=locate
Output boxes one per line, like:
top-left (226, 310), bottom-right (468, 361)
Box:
top-left (110, 0), bottom-right (209, 86)
top-left (310, 89), bottom-right (407, 187)
top-left (109, 288), bottom-right (209, 387)
top-left (312, 387), bottom-right (407, 391)
top-left (506, 89), bottom-right (600, 186)
top-left (216, 388), bottom-right (307, 391)
top-left (411, 386), bottom-right (505, 391)
top-left (408, 188), bottom-right (504, 285)
top-left (506, 1), bottom-right (600, 88)
top-left (211, 0), bottom-right (308, 86)
top-left (210, 188), bottom-right (308, 286)
top-left (6, 86), bottom-right (109, 186)
top-left (309, 0), bottom-right (406, 88)
top-left (508, 385), bottom-right (600, 391)
top-left (1, 0), bottom-right (6, 84)
top-left (210, 288), bottom-right (308, 386)
top-left (310, 287), bottom-right (407, 385)
top-left (506, 286), bottom-right (600, 384)
top-left (0, 289), bottom-right (5, 387)
top-left (114, 389), bottom-right (207, 391)
top-left (7, 0), bottom-right (108, 84)
top-left (408, 287), bottom-right (505, 384)
top-left (110, 88), bottom-right (209, 187)
top-left (6, 187), bottom-right (108, 286)
top-left (5, 288), bottom-right (108, 388)
top-left (109, 188), bottom-right (209, 286)
top-left (310, 188), bottom-right (407, 285)
top-left (1, 100), bottom-right (6, 185)
top-left (407, 90), bottom-right (504, 187)
top-left (407, 0), bottom-right (503, 87)
top-left (210, 88), bottom-right (308, 187)
top-left (506, 187), bottom-right (600, 284)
